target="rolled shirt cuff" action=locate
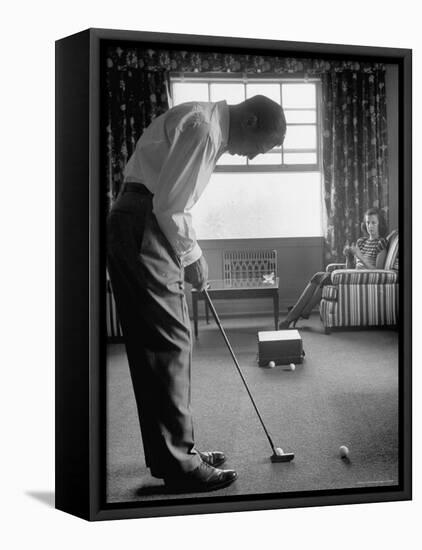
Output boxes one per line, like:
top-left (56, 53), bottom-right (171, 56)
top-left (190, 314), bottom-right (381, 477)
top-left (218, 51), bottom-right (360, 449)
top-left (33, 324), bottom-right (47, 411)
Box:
top-left (180, 242), bottom-right (202, 267)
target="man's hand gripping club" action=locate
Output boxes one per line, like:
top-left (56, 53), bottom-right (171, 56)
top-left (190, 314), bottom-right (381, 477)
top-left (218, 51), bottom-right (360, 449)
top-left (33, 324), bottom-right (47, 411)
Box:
top-left (184, 254), bottom-right (209, 291)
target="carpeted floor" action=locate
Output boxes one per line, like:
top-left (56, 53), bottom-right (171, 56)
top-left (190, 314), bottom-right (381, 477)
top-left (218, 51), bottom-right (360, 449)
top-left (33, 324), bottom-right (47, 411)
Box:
top-left (106, 313), bottom-right (399, 503)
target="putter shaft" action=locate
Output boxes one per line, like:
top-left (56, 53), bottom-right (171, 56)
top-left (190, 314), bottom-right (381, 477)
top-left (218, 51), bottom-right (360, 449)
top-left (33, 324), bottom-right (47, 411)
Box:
top-left (203, 288), bottom-right (278, 453)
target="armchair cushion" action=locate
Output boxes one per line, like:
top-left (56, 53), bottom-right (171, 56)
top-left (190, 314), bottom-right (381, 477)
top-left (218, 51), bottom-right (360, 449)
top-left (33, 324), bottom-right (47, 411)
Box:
top-left (321, 285), bottom-right (338, 301)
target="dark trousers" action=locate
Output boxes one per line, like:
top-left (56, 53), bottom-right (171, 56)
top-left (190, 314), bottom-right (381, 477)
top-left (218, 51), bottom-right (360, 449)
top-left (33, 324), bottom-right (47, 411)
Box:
top-left (107, 184), bottom-right (201, 478)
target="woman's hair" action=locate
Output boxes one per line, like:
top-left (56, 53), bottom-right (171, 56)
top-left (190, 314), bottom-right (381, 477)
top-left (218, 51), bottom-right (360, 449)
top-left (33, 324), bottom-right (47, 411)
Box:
top-left (360, 207), bottom-right (388, 238)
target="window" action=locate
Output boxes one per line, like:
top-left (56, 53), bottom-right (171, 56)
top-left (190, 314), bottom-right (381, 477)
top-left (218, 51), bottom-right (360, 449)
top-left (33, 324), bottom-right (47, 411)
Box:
top-left (170, 74), bottom-right (323, 238)
top-left (171, 76), bottom-right (321, 171)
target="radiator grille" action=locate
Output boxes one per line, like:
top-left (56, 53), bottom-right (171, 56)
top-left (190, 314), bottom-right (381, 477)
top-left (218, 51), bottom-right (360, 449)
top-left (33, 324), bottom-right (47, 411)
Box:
top-left (223, 249), bottom-right (277, 285)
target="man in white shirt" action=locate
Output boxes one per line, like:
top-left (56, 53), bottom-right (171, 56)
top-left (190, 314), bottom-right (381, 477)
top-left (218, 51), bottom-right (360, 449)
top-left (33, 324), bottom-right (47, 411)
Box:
top-left (107, 95), bottom-right (286, 493)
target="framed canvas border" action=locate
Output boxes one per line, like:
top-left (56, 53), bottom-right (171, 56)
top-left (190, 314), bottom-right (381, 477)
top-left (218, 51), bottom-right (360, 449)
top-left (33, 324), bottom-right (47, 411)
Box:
top-left (55, 28), bottom-right (412, 521)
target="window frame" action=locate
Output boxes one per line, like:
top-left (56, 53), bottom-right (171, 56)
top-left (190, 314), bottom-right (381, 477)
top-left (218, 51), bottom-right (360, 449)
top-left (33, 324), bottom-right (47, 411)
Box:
top-left (169, 72), bottom-right (322, 173)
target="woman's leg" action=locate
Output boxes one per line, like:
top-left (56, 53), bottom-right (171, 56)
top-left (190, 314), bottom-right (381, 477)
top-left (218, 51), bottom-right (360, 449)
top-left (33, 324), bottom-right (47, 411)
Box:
top-left (279, 272), bottom-right (329, 328)
top-left (300, 272), bottom-right (332, 318)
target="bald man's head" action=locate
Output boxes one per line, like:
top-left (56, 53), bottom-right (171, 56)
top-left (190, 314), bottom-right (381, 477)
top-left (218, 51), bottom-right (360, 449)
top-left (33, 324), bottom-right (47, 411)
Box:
top-left (227, 95), bottom-right (286, 159)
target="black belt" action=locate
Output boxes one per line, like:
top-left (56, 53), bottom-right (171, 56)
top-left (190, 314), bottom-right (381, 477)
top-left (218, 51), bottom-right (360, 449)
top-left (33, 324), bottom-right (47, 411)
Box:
top-left (123, 181), bottom-right (153, 196)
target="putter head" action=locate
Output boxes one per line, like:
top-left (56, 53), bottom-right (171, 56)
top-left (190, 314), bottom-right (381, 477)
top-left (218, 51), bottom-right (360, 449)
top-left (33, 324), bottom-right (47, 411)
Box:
top-left (271, 449), bottom-right (295, 463)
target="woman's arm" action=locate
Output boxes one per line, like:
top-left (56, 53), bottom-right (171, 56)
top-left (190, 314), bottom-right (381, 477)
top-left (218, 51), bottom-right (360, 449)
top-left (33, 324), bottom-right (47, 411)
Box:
top-left (351, 239), bottom-right (387, 269)
top-left (375, 248), bottom-right (387, 268)
top-left (355, 246), bottom-right (374, 269)
top-left (351, 245), bottom-right (374, 269)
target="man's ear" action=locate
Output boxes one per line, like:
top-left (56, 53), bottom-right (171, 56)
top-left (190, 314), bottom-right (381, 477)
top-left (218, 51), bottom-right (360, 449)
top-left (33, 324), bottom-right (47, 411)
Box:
top-left (244, 114), bottom-right (258, 129)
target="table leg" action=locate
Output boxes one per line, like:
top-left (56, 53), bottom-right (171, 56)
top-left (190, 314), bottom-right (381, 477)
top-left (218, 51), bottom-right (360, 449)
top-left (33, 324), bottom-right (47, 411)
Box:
top-left (205, 301), bottom-right (210, 324)
top-left (273, 292), bottom-right (279, 330)
top-left (192, 293), bottom-right (199, 339)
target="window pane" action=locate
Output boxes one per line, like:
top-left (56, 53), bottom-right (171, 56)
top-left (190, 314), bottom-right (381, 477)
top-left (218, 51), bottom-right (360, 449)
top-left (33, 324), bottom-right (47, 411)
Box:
top-left (285, 110), bottom-right (316, 124)
top-left (248, 152), bottom-right (282, 165)
top-left (192, 172), bottom-right (322, 239)
top-left (216, 153), bottom-right (246, 165)
top-left (210, 83), bottom-right (245, 103)
top-left (283, 125), bottom-right (316, 149)
top-left (282, 83), bottom-right (316, 109)
top-left (246, 83), bottom-right (280, 103)
top-left (284, 152), bottom-right (317, 164)
top-left (170, 78), bottom-right (321, 173)
top-left (172, 82), bottom-right (209, 103)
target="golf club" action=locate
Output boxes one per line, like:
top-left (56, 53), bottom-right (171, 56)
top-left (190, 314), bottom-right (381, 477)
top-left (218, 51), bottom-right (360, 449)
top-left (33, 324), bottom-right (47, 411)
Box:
top-left (203, 288), bottom-right (294, 463)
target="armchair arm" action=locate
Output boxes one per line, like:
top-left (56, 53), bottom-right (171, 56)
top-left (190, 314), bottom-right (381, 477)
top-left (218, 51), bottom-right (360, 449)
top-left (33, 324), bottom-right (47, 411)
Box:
top-left (330, 269), bottom-right (398, 285)
top-left (326, 263), bottom-right (346, 273)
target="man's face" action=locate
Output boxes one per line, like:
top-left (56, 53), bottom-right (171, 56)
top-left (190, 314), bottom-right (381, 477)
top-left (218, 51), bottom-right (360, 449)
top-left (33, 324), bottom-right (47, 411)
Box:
top-left (228, 131), bottom-right (280, 160)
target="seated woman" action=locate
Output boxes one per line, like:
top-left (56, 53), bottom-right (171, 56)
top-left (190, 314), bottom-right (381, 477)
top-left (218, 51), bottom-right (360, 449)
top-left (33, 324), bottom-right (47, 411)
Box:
top-left (278, 207), bottom-right (388, 329)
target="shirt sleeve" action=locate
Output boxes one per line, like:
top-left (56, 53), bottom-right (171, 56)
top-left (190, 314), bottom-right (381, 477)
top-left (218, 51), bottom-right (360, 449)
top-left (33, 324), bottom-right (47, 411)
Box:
top-left (152, 114), bottom-right (216, 267)
top-left (355, 238), bottom-right (365, 269)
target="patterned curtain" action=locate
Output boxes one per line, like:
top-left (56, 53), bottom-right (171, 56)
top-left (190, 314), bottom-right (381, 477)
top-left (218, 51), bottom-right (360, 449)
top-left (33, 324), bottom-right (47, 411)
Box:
top-left (105, 54), bottom-right (169, 205)
top-left (104, 47), bottom-right (390, 253)
top-left (322, 67), bottom-right (389, 261)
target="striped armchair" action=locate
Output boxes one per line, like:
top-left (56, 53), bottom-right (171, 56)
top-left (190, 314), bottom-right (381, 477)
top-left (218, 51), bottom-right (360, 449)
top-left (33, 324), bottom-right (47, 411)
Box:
top-left (319, 230), bottom-right (399, 333)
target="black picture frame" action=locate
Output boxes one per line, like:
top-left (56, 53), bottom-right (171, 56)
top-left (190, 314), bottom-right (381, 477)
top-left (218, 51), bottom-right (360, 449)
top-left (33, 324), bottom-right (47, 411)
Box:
top-left (55, 28), bottom-right (412, 521)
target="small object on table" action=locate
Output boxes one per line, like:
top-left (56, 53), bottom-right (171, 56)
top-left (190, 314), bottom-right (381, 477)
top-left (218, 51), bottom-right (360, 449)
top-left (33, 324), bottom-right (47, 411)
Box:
top-left (262, 272), bottom-right (275, 284)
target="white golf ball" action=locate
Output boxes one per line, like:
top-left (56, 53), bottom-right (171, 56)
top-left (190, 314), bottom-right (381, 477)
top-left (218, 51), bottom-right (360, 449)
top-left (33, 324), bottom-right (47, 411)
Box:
top-left (289, 363), bottom-right (296, 371)
top-left (276, 447), bottom-right (284, 454)
top-left (268, 361), bottom-right (276, 368)
top-left (339, 445), bottom-right (350, 459)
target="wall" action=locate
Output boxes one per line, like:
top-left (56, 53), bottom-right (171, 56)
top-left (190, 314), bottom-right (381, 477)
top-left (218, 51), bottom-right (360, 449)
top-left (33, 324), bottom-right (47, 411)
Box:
top-left (185, 236), bottom-right (324, 318)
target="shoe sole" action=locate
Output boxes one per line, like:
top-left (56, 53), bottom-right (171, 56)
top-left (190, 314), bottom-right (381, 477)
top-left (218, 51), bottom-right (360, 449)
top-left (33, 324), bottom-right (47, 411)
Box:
top-left (152, 457), bottom-right (226, 481)
top-left (165, 473), bottom-right (237, 494)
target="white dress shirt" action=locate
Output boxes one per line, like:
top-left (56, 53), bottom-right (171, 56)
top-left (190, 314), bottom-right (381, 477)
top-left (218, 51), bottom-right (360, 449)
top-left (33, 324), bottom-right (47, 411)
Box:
top-left (124, 101), bottom-right (229, 267)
